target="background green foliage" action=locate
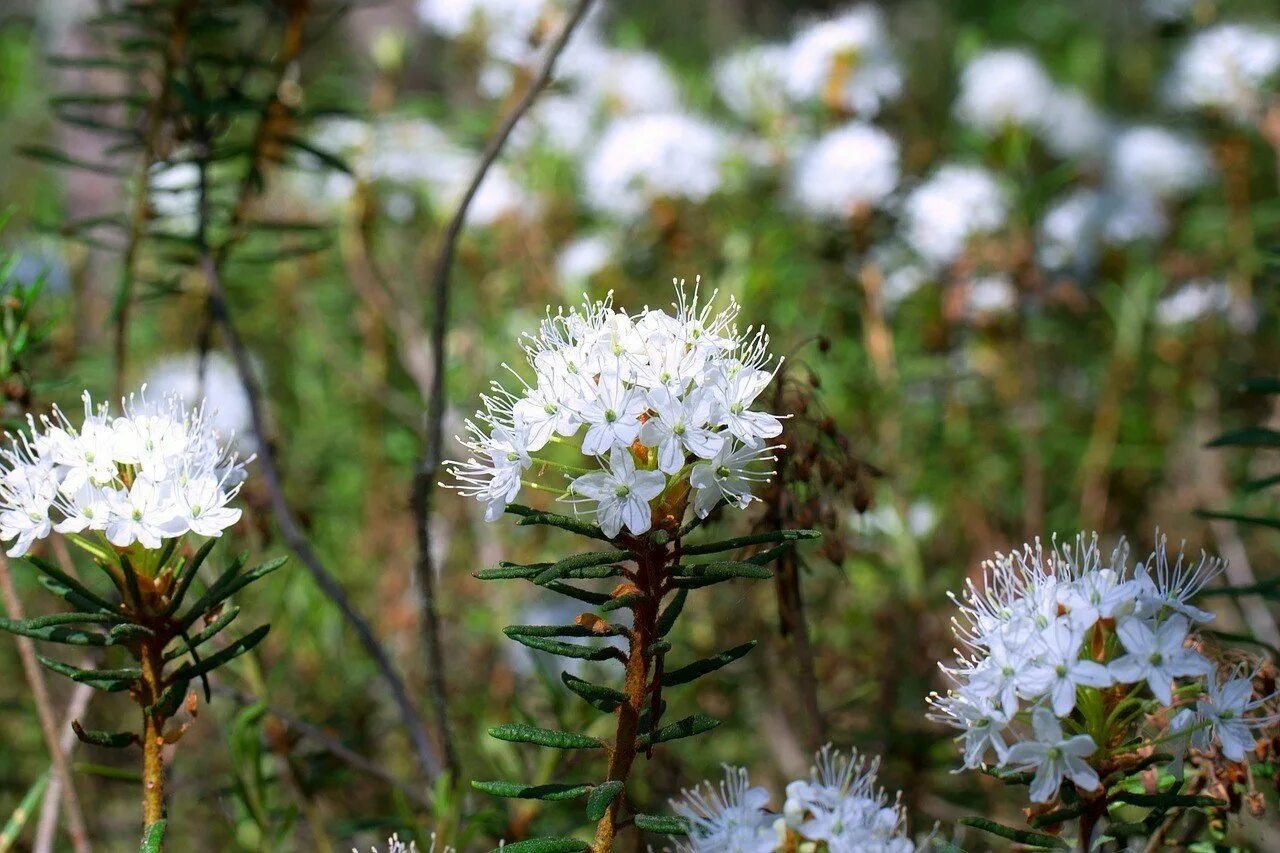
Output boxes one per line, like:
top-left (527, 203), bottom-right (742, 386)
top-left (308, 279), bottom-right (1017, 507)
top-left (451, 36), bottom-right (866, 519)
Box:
top-left (0, 0), bottom-right (1279, 849)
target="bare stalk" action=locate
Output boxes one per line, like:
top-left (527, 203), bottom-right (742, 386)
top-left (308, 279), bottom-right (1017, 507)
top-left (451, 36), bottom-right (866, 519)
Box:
top-left (410, 0), bottom-right (597, 782)
top-left (0, 554), bottom-right (92, 853)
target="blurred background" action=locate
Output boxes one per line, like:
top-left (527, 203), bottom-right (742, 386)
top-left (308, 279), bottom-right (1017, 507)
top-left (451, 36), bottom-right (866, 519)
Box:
top-left (1, 0), bottom-right (1280, 849)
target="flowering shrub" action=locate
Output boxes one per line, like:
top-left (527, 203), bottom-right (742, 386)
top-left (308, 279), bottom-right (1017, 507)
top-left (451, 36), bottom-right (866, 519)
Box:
top-left (0, 391), bottom-right (281, 845)
top-left (930, 534), bottom-right (1279, 847)
top-left (449, 285), bottom-right (819, 852)
top-left (670, 746), bottom-right (914, 852)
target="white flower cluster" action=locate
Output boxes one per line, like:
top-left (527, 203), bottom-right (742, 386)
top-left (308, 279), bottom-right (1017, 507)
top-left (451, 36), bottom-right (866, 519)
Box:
top-left (901, 165), bottom-right (1009, 269)
top-left (0, 391), bottom-right (249, 558)
top-left (790, 122), bottom-right (900, 220)
top-left (444, 286), bottom-right (783, 538)
top-left (929, 534), bottom-right (1279, 804)
top-left (1167, 23), bottom-right (1280, 125)
top-left (785, 7), bottom-right (903, 117)
top-left (672, 747), bottom-right (914, 853)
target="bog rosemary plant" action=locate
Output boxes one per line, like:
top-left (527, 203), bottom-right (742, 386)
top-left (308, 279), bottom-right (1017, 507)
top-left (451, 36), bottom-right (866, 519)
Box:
top-left (929, 533), bottom-right (1280, 850)
top-left (0, 390), bottom-right (282, 849)
top-left (445, 284), bottom-right (818, 852)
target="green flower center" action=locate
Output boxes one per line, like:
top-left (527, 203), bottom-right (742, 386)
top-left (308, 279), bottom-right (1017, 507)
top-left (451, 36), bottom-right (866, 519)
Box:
top-left (716, 465), bottom-right (731, 478)
top-left (614, 485), bottom-right (631, 498)
top-left (604, 409), bottom-right (617, 423)
top-left (1149, 652), bottom-right (1164, 666)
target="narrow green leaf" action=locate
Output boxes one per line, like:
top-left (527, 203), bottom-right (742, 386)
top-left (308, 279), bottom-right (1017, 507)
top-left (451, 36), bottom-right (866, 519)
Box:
top-left (163, 538), bottom-right (218, 615)
top-left (542, 581), bottom-right (611, 606)
top-left (18, 145), bottom-right (127, 176)
top-left (280, 134), bottom-right (353, 174)
top-left (506, 504), bottom-right (610, 541)
top-left (681, 529), bottom-right (820, 556)
top-left (471, 780), bottom-right (591, 801)
top-left (656, 589), bottom-right (687, 637)
top-left (170, 624), bottom-right (269, 681)
top-left (1112, 791), bottom-right (1226, 809)
top-left (0, 770), bottom-right (49, 849)
top-left (0, 616), bottom-right (112, 647)
top-left (745, 543), bottom-right (794, 566)
top-left (561, 672), bottom-right (626, 713)
top-left (631, 814), bottom-right (689, 835)
top-left (636, 714), bottom-right (720, 748)
top-left (602, 592), bottom-right (645, 612)
top-left (179, 557), bottom-right (286, 629)
top-left (1207, 427), bottom-right (1280, 448)
top-left (534, 551), bottom-right (633, 586)
top-left (504, 632), bottom-right (624, 662)
top-left (504, 624), bottom-right (624, 638)
top-left (140, 819), bottom-right (167, 853)
top-left (486, 839), bottom-right (587, 853)
top-left (71, 721), bottom-right (138, 749)
top-left (1242, 377), bottom-right (1280, 395)
top-left (36, 656), bottom-right (139, 692)
top-left (586, 781), bottom-right (624, 821)
top-left (958, 817), bottom-right (1068, 849)
top-left (147, 679), bottom-right (191, 718)
top-left (488, 723), bottom-right (602, 750)
top-left (672, 561), bottom-right (773, 581)
top-left (661, 641), bottom-right (756, 687)
top-left (25, 556), bottom-right (117, 612)
top-left (1194, 509), bottom-right (1280, 533)
top-left (1029, 805), bottom-right (1084, 828)
top-left (475, 562), bottom-right (550, 581)
top-left (164, 607), bottom-right (240, 661)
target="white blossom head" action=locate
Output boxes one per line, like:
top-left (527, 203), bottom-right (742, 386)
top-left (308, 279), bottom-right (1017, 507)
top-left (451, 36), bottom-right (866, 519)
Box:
top-left (785, 6), bottom-right (902, 117)
top-left (715, 44), bottom-right (790, 124)
top-left (954, 49), bottom-right (1054, 133)
top-left (1108, 125), bottom-right (1212, 200)
top-left (143, 352), bottom-right (255, 453)
top-left (1037, 87), bottom-right (1110, 161)
top-left (929, 533), bottom-right (1259, 805)
top-left (791, 122), bottom-right (900, 220)
top-left (556, 234), bottom-right (615, 286)
top-left (671, 766), bottom-right (778, 853)
top-left (0, 390), bottom-right (250, 558)
top-left (582, 113), bottom-right (728, 220)
top-left (1155, 279), bottom-right (1256, 332)
top-left (443, 283), bottom-right (783, 537)
top-left (901, 165), bottom-right (1008, 268)
top-left (1166, 23), bottom-right (1280, 124)
top-left (784, 746), bottom-right (914, 852)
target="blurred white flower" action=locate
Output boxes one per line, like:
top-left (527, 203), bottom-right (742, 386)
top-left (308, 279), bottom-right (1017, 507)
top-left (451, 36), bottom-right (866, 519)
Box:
top-left (143, 352), bottom-right (254, 453)
top-left (901, 165), bottom-right (1008, 268)
top-left (516, 93), bottom-right (598, 156)
top-left (1108, 125), bottom-right (1211, 200)
top-left (1037, 87), bottom-right (1110, 160)
top-left (415, 0), bottom-right (558, 66)
top-left (148, 161), bottom-right (200, 232)
top-left (1166, 23), bottom-right (1280, 124)
top-left (564, 45), bottom-right (683, 117)
top-left (1038, 189), bottom-right (1168, 271)
top-left (790, 122), bottom-right (900, 219)
top-left (963, 274), bottom-right (1017, 319)
top-left (715, 44), bottom-right (790, 123)
top-left (955, 49), bottom-right (1054, 133)
top-left (1154, 278), bottom-right (1256, 331)
top-left (556, 234), bottom-right (614, 285)
top-left (785, 6), bottom-right (902, 117)
top-left (583, 112), bottom-right (727, 219)
top-left (1142, 0), bottom-right (1201, 21)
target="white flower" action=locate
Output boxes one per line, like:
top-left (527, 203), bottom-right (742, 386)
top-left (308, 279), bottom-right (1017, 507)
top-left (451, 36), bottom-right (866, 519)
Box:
top-left (690, 442), bottom-right (777, 518)
top-left (1197, 668), bottom-right (1279, 762)
top-left (583, 113), bottom-right (727, 220)
top-left (784, 745), bottom-right (914, 852)
top-left (1019, 624), bottom-right (1113, 716)
top-left (710, 368), bottom-right (783, 446)
top-left (1154, 279), bottom-right (1255, 332)
top-left (143, 352), bottom-right (255, 453)
top-left (104, 479), bottom-right (181, 550)
top-left (568, 447), bottom-right (665, 538)
top-left (172, 474), bottom-right (242, 539)
top-left (1108, 126), bottom-right (1211, 200)
top-left (962, 275), bottom-right (1017, 319)
top-left (954, 49), bottom-right (1054, 133)
top-left (1109, 615), bottom-right (1212, 705)
top-left (715, 44), bottom-right (789, 123)
top-left (556, 235), bottom-right (614, 285)
top-left (785, 7), bottom-right (902, 117)
top-left (563, 46), bottom-right (682, 118)
top-left (901, 165), bottom-right (1008, 268)
top-left (791, 122), bottom-right (900, 219)
top-left (575, 372), bottom-right (646, 456)
top-left (1037, 87), bottom-right (1110, 161)
top-left (1004, 708), bottom-right (1100, 803)
top-left (640, 388), bottom-right (723, 474)
top-left (927, 690), bottom-right (1012, 768)
top-left (1128, 536), bottom-right (1223, 622)
top-left (671, 766), bottom-right (777, 853)
top-left (1167, 24), bottom-right (1280, 124)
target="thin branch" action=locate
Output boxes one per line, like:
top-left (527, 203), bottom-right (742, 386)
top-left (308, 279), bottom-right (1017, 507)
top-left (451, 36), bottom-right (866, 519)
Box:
top-left (198, 250), bottom-right (444, 783)
top-left (409, 0), bottom-right (598, 784)
top-left (0, 554), bottom-right (92, 853)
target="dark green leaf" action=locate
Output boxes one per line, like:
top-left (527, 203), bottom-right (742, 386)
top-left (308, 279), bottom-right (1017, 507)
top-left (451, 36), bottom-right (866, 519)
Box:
top-left (1194, 509), bottom-right (1280, 533)
top-left (636, 714), bottom-right (720, 748)
top-left (25, 556), bottom-right (117, 612)
top-left (542, 582), bottom-right (610, 606)
top-left (958, 817), bottom-right (1068, 849)
top-left (506, 504), bottom-right (609, 541)
top-left (656, 589), bottom-right (687, 637)
top-left (632, 814), bottom-right (689, 835)
top-left (180, 557), bottom-right (286, 629)
top-left (18, 145), bottom-right (127, 176)
top-left (1207, 427), bottom-right (1280, 448)
top-left (475, 562), bottom-right (549, 581)
top-left (487, 723), bottom-right (602, 750)
top-left (486, 839), bottom-right (588, 853)
top-left (280, 134), bottom-right (353, 174)
top-left (601, 592), bottom-right (644, 612)
top-left (504, 624), bottom-right (623, 638)
top-left (163, 538), bottom-right (218, 615)
top-left (561, 672), bottom-right (626, 713)
top-left (672, 561), bottom-right (773, 581)
top-left (662, 642), bottom-right (756, 687)
top-left (71, 721), bottom-right (137, 749)
top-left (1242, 377), bottom-right (1280, 395)
top-left (1112, 791), bottom-right (1226, 809)
top-left (170, 624), bottom-right (269, 681)
top-left (586, 781), bottom-right (624, 821)
top-left (164, 607), bottom-right (240, 661)
top-left (36, 656), bottom-right (139, 692)
top-left (681, 529), bottom-right (820, 556)
top-left (503, 632), bottom-right (624, 662)
top-left (472, 780), bottom-right (592, 801)
top-left (534, 551), bottom-right (633, 586)
top-left (148, 678), bottom-right (191, 718)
